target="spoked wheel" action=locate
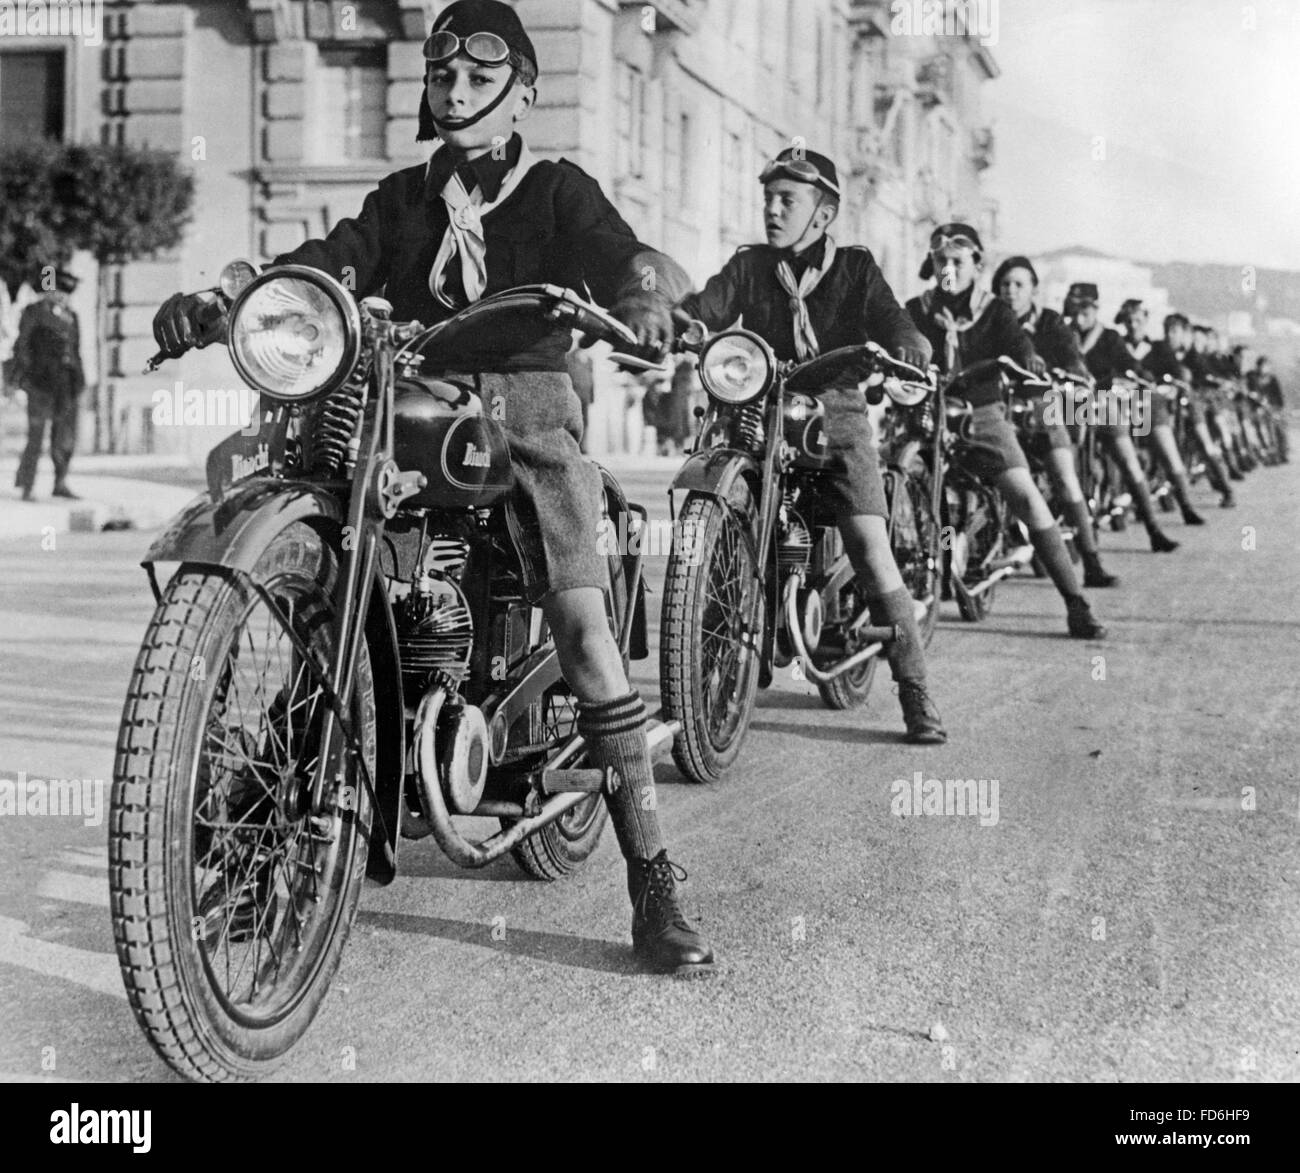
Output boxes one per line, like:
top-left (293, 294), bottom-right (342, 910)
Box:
top-left (506, 534), bottom-right (627, 880)
top-left (508, 684), bottom-right (609, 881)
top-left (892, 463), bottom-right (942, 647)
top-left (946, 481), bottom-right (998, 622)
top-left (660, 481), bottom-right (763, 785)
top-left (110, 523), bottom-right (375, 1082)
top-left (817, 656), bottom-right (877, 711)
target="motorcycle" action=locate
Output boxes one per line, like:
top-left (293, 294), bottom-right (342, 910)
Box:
top-left (109, 263), bottom-right (671, 1081)
top-left (657, 333), bottom-right (941, 785)
top-left (937, 355), bottom-right (1050, 622)
top-left (1005, 367), bottom-right (1099, 570)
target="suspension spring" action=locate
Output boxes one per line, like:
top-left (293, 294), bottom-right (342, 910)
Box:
top-left (734, 402), bottom-right (765, 452)
top-left (310, 377), bottom-right (367, 477)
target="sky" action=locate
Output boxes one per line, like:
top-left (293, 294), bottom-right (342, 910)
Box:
top-left (982, 0), bottom-right (1300, 269)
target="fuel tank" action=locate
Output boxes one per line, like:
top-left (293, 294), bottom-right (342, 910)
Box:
top-left (392, 377), bottom-right (514, 510)
top-left (783, 392), bottom-right (833, 470)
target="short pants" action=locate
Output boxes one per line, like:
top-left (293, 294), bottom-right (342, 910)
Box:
top-left (814, 382), bottom-right (889, 519)
top-left (953, 401), bottom-right (1030, 480)
top-left (444, 370), bottom-right (606, 597)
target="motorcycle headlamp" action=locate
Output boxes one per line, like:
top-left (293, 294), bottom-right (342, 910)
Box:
top-left (698, 330), bottom-right (774, 406)
top-left (227, 267), bottom-right (361, 402)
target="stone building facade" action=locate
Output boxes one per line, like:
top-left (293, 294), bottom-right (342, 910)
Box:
top-left (0, 0), bottom-right (1000, 455)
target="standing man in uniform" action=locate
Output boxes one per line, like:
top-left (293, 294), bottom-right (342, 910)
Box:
top-left (12, 268), bottom-right (85, 502)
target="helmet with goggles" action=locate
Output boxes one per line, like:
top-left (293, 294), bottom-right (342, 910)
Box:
top-left (759, 148), bottom-right (841, 200)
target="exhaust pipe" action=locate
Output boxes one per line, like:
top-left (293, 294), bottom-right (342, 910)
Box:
top-left (413, 685), bottom-right (679, 869)
top-left (785, 578), bottom-right (894, 683)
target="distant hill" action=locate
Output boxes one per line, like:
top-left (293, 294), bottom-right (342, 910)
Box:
top-left (1144, 261), bottom-right (1300, 329)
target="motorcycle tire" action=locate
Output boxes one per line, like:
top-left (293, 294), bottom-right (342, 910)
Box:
top-left (893, 462), bottom-right (942, 649)
top-left (110, 523), bottom-right (375, 1082)
top-left (508, 533), bottom-right (630, 880)
top-left (817, 658), bottom-right (878, 710)
top-left (660, 481), bottom-right (763, 785)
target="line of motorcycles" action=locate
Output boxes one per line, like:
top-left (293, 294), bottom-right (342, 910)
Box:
top-left (107, 265), bottom-right (1282, 1080)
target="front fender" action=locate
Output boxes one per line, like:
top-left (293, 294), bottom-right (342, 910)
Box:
top-left (668, 447), bottom-right (760, 507)
top-left (142, 477), bottom-right (346, 573)
top-left (142, 477), bottom-right (404, 884)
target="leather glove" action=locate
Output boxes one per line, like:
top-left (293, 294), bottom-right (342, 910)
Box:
top-left (892, 345), bottom-right (930, 372)
top-left (610, 292), bottom-right (675, 354)
top-left (152, 290), bottom-right (227, 358)
top-left (1028, 353), bottom-right (1048, 377)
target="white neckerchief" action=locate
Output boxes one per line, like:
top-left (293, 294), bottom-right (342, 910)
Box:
top-left (427, 141), bottom-right (539, 309)
top-left (774, 237), bottom-right (837, 361)
top-left (1075, 322), bottom-right (1103, 354)
top-left (922, 286), bottom-right (994, 372)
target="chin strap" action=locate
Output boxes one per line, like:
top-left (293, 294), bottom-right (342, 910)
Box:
top-left (431, 69), bottom-right (518, 131)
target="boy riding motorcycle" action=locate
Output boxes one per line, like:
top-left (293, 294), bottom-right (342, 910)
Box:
top-left (152, 0), bottom-right (713, 976)
top-left (676, 147), bottom-right (947, 745)
top-left (992, 255), bottom-right (1119, 588)
top-left (905, 226), bottom-right (1106, 640)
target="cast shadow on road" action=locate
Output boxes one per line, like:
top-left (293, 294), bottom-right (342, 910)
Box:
top-left (355, 910), bottom-right (637, 976)
top-left (387, 842), bottom-right (530, 883)
top-left (745, 719), bottom-right (905, 747)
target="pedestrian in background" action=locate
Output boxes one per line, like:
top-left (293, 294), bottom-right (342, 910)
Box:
top-left (12, 268), bottom-right (85, 502)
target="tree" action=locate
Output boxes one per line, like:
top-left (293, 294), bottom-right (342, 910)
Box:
top-left (54, 143), bottom-right (196, 450)
top-left (0, 140), bottom-right (72, 299)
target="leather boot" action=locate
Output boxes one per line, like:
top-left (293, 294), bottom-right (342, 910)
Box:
top-left (1066, 595), bottom-right (1107, 640)
top-left (1147, 525), bottom-right (1180, 553)
top-left (898, 680), bottom-right (947, 744)
top-left (1081, 550), bottom-right (1119, 588)
top-left (628, 851), bottom-right (715, 976)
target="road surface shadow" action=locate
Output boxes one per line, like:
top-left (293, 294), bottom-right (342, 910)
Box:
top-left (746, 719), bottom-right (904, 747)
top-left (355, 910), bottom-right (637, 976)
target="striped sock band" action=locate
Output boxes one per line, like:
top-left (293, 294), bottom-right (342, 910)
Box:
top-left (577, 691), bottom-right (663, 862)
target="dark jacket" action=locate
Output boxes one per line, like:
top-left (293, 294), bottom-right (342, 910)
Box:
top-left (1133, 338), bottom-right (1186, 384)
top-left (905, 286), bottom-right (1035, 406)
top-left (273, 134), bottom-right (686, 373)
top-left (12, 298), bottom-right (85, 397)
top-left (1071, 322), bottom-right (1129, 389)
top-left (678, 239), bottom-right (927, 363)
top-left (1022, 306), bottom-right (1087, 378)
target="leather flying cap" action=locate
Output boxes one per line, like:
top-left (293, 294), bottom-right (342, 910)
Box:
top-left (417, 0), bottom-right (538, 142)
top-left (54, 267), bottom-right (79, 293)
top-left (1065, 282), bottom-right (1099, 307)
top-left (991, 254), bottom-right (1038, 291)
top-left (919, 222), bottom-right (984, 280)
top-left (431, 0), bottom-right (536, 70)
top-left (759, 147), bottom-right (841, 199)
top-left (1115, 298), bottom-right (1146, 326)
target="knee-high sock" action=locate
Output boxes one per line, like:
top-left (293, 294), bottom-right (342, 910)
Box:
top-left (576, 692), bottom-right (663, 862)
top-left (1062, 498), bottom-right (1100, 556)
top-left (1030, 524), bottom-right (1082, 600)
top-left (868, 586), bottom-right (927, 684)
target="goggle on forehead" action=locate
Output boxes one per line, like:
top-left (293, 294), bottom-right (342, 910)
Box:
top-left (759, 157), bottom-right (840, 198)
top-left (929, 233), bottom-right (979, 257)
top-left (423, 30), bottom-right (512, 66)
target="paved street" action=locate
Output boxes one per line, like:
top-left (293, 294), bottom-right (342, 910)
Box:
top-left (0, 459), bottom-right (1297, 1083)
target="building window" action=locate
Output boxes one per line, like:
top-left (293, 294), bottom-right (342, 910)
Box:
top-left (310, 44), bottom-right (387, 162)
top-left (678, 112), bottom-right (693, 206)
top-left (616, 62), bottom-right (647, 181)
top-left (0, 50), bottom-right (66, 147)
top-left (721, 129), bottom-right (745, 234)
